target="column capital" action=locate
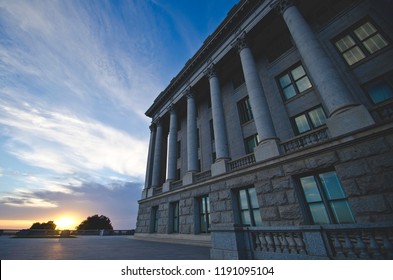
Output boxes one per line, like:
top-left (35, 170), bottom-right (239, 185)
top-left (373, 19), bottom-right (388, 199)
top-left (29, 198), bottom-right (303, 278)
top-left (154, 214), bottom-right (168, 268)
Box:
top-left (271, 0), bottom-right (295, 15)
top-left (149, 123), bottom-right (156, 132)
top-left (232, 32), bottom-right (248, 53)
top-left (204, 63), bottom-right (217, 79)
top-left (185, 87), bottom-right (195, 99)
top-left (153, 117), bottom-right (162, 126)
top-left (167, 104), bottom-right (177, 113)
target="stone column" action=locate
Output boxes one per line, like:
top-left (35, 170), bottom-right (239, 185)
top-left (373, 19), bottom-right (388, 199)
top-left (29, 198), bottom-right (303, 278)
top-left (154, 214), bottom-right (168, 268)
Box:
top-left (167, 106), bottom-right (178, 181)
top-left (205, 64), bottom-right (230, 176)
top-left (142, 124), bottom-right (156, 198)
top-left (151, 119), bottom-right (163, 189)
top-left (233, 34), bottom-right (280, 162)
top-left (186, 90), bottom-right (199, 173)
top-left (273, 0), bottom-right (374, 137)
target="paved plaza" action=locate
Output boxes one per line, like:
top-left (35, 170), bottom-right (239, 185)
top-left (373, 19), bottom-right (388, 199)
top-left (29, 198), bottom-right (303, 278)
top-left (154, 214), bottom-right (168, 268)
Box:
top-left (0, 235), bottom-right (211, 260)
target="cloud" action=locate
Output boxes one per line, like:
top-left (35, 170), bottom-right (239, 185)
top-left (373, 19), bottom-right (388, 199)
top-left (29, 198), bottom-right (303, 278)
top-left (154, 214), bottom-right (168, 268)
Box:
top-left (0, 98), bottom-right (148, 179)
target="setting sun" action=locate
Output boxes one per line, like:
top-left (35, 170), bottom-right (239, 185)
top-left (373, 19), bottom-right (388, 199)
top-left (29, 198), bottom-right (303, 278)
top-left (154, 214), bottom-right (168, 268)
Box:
top-left (55, 217), bottom-right (76, 230)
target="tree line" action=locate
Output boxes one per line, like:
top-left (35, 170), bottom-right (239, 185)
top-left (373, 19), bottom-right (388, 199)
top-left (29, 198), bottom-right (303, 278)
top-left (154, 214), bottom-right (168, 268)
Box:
top-left (30, 214), bottom-right (113, 230)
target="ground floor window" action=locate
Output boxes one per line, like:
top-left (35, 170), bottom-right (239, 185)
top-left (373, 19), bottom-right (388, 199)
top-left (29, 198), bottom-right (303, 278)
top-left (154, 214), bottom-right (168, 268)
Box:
top-left (198, 196), bottom-right (210, 233)
top-left (237, 187), bottom-right (262, 226)
top-left (298, 171), bottom-right (355, 224)
top-left (170, 201), bottom-right (179, 233)
top-left (151, 206), bottom-right (159, 233)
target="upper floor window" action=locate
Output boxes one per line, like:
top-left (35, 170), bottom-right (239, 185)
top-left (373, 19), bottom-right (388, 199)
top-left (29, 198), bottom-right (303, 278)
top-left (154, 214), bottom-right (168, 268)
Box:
top-left (298, 171), bottom-right (355, 225)
top-left (244, 134), bottom-right (259, 154)
top-left (237, 96), bottom-right (254, 124)
top-left (237, 187), bottom-right (262, 226)
top-left (293, 106), bottom-right (327, 134)
top-left (334, 20), bottom-right (389, 66)
top-left (364, 71), bottom-right (393, 104)
top-left (278, 64), bottom-right (312, 100)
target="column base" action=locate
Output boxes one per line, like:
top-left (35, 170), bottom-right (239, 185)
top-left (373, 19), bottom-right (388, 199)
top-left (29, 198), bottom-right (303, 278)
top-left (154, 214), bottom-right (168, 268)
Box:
top-left (183, 172), bottom-right (196, 186)
top-left (327, 105), bottom-right (375, 137)
top-left (146, 187), bottom-right (153, 198)
top-left (254, 138), bottom-right (281, 162)
top-left (211, 159), bottom-right (229, 176)
top-left (162, 181), bottom-right (172, 192)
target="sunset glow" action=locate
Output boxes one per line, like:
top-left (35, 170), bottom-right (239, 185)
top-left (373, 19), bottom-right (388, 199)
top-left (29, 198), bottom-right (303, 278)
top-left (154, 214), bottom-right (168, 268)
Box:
top-left (55, 217), bottom-right (77, 230)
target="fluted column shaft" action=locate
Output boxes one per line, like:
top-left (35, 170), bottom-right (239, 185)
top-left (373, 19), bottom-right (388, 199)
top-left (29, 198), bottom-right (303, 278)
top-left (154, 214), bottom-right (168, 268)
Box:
top-left (234, 35), bottom-right (277, 141)
top-left (151, 120), bottom-right (163, 188)
top-left (187, 92), bottom-right (199, 172)
top-left (276, 0), bottom-right (354, 116)
top-left (205, 65), bottom-right (230, 160)
top-left (144, 124), bottom-right (156, 189)
top-left (167, 107), bottom-right (178, 180)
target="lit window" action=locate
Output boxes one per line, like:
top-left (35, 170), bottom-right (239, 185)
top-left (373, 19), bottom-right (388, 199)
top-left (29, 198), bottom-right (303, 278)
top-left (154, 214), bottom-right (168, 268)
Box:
top-left (293, 106), bottom-right (327, 134)
top-left (237, 187), bottom-right (262, 226)
top-left (278, 64), bottom-right (312, 100)
top-left (237, 96), bottom-right (254, 124)
top-left (198, 196), bottom-right (210, 233)
top-left (334, 20), bottom-right (389, 66)
top-left (299, 171), bottom-right (355, 224)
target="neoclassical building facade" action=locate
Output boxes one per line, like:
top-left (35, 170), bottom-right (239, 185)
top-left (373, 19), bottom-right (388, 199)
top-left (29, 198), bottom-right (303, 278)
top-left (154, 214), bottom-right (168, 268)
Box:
top-left (136, 0), bottom-right (393, 259)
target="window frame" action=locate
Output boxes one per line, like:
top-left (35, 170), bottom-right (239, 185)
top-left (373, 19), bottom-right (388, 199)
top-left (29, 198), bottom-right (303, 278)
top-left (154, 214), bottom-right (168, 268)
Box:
top-left (363, 71), bottom-right (393, 105)
top-left (150, 206), bottom-right (159, 233)
top-left (169, 201), bottom-right (179, 233)
top-left (197, 196), bottom-right (211, 234)
top-left (235, 186), bottom-right (262, 227)
top-left (244, 134), bottom-right (259, 154)
top-left (296, 170), bottom-right (355, 225)
top-left (333, 18), bottom-right (390, 67)
top-left (237, 96), bottom-right (254, 124)
top-left (292, 106), bottom-right (327, 135)
top-left (277, 63), bottom-right (313, 101)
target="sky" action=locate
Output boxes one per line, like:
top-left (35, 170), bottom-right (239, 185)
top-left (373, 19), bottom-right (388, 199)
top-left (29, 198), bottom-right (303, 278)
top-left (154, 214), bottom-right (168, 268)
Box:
top-left (0, 0), bottom-right (239, 230)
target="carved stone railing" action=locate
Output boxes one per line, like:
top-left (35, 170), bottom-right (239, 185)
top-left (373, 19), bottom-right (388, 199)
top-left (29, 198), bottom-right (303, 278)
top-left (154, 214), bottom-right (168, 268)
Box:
top-left (171, 180), bottom-right (183, 190)
top-left (195, 170), bottom-right (212, 183)
top-left (153, 186), bottom-right (162, 195)
top-left (228, 153), bottom-right (256, 171)
top-left (247, 224), bottom-right (393, 260)
top-left (324, 224), bottom-right (393, 259)
top-left (280, 126), bottom-right (329, 153)
top-left (370, 99), bottom-right (393, 122)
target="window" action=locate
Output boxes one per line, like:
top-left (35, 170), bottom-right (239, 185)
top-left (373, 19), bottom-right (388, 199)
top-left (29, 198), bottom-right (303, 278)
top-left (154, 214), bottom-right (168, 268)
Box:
top-left (293, 106), bottom-right (327, 134)
top-left (237, 187), bottom-right (262, 226)
top-left (237, 96), bottom-right (254, 124)
top-left (298, 171), bottom-right (355, 225)
top-left (170, 202), bottom-right (179, 233)
top-left (177, 141), bottom-right (181, 159)
top-left (334, 20), bottom-right (389, 66)
top-left (233, 68), bottom-right (245, 89)
top-left (198, 196), bottom-right (210, 233)
top-left (151, 206), bottom-right (159, 233)
top-left (278, 64), bottom-right (312, 100)
top-left (209, 119), bottom-right (215, 141)
top-left (364, 72), bottom-right (393, 104)
top-left (244, 134), bottom-right (259, 154)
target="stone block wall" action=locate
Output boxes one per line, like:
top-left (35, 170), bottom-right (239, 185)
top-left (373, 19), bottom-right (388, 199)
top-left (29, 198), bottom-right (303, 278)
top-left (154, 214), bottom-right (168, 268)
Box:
top-left (136, 126), bottom-right (393, 236)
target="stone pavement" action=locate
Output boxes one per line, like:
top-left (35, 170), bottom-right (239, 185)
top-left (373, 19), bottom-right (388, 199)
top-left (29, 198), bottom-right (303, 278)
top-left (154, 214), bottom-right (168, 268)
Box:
top-left (0, 235), bottom-right (211, 260)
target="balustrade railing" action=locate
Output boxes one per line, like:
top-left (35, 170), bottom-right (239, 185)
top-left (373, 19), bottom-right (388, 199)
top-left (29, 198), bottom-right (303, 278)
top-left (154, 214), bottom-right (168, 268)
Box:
top-left (195, 170), bottom-right (212, 183)
top-left (228, 153), bottom-right (256, 171)
top-left (280, 126), bottom-right (329, 153)
top-left (171, 179), bottom-right (183, 190)
top-left (248, 224), bottom-right (393, 259)
top-left (371, 99), bottom-right (393, 122)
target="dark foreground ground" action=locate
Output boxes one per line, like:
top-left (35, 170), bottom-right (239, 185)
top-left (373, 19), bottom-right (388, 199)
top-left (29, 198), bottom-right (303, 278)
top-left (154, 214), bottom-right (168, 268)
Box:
top-left (0, 235), bottom-right (210, 260)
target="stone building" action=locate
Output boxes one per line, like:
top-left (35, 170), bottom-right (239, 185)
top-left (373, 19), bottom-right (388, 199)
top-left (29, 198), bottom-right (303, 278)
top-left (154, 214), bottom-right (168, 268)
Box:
top-left (135, 0), bottom-right (393, 259)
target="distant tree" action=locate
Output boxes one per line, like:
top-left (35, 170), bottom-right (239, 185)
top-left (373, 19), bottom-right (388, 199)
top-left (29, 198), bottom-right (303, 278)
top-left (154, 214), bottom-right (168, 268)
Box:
top-left (30, 221), bottom-right (57, 230)
top-left (76, 214), bottom-right (113, 230)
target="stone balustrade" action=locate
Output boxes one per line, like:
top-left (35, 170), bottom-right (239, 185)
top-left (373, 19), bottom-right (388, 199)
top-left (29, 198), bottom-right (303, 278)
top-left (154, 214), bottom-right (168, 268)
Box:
top-left (280, 126), bottom-right (329, 153)
top-left (228, 153), bottom-right (256, 171)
